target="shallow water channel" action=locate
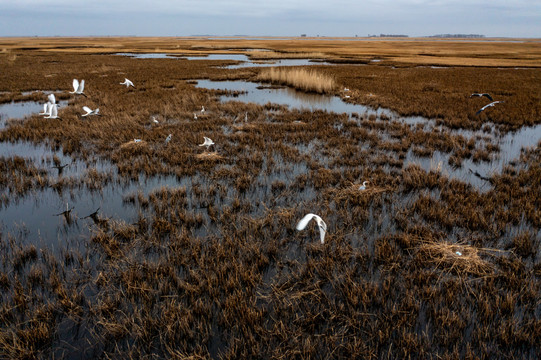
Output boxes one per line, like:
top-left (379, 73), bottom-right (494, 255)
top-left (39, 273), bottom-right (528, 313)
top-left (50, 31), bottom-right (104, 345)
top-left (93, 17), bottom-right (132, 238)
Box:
top-left (196, 79), bottom-right (541, 189)
top-left (114, 53), bottom-right (330, 69)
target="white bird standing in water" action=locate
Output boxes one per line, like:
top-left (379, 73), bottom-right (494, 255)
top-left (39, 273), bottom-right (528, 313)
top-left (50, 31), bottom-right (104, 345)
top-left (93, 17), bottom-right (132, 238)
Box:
top-left (198, 136), bottom-right (214, 150)
top-left (120, 78), bottom-right (135, 88)
top-left (296, 213), bottom-right (327, 244)
top-left (359, 180), bottom-right (369, 191)
top-left (201, 105), bottom-right (205, 114)
top-left (70, 79), bottom-right (86, 97)
top-left (193, 113), bottom-right (198, 120)
top-left (47, 93), bottom-right (56, 105)
top-left (82, 106), bottom-right (100, 117)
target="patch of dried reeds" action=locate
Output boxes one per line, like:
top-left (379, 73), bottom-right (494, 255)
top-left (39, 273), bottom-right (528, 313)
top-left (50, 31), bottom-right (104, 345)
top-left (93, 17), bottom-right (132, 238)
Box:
top-left (256, 67), bottom-right (336, 94)
top-left (413, 238), bottom-right (500, 276)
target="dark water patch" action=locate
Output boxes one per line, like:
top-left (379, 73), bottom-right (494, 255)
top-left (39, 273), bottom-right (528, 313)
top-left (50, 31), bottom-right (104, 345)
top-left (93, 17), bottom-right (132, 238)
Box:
top-left (0, 173), bottom-right (191, 251)
top-left (0, 141), bottom-right (113, 179)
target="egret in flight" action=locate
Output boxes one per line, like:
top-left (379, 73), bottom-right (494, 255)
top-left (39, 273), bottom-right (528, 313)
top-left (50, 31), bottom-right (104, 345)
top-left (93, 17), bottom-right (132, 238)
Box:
top-left (296, 213), bottom-right (327, 244)
top-left (70, 79), bottom-right (87, 97)
top-left (82, 106), bottom-right (100, 117)
top-left (40, 93), bottom-right (57, 116)
top-left (476, 101), bottom-right (504, 116)
top-left (120, 78), bottom-right (135, 88)
top-left (198, 136), bottom-right (214, 150)
top-left (39, 102), bottom-right (52, 116)
top-left (45, 103), bottom-right (62, 120)
top-left (470, 93), bottom-right (493, 101)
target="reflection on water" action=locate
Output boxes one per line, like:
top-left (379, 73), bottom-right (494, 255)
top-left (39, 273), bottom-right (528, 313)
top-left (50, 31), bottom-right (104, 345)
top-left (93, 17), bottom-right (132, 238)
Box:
top-left (0, 172), bottom-right (187, 249)
top-left (0, 99), bottom-right (69, 129)
top-left (196, 80), bottom-right (391, 115)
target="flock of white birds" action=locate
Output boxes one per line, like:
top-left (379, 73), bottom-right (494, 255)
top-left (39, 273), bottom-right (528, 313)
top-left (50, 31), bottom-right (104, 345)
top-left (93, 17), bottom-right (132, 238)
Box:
top-left (37, 78), bottom-right (500, 245)
top-left (35, 77), bottom-right (376, 245)
top-left (39, 77), bottom-right (215, 149)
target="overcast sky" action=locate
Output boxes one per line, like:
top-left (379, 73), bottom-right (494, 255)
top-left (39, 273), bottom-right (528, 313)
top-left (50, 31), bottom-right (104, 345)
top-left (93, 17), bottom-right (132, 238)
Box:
top-left (1, 0), bottom-right (540, 38)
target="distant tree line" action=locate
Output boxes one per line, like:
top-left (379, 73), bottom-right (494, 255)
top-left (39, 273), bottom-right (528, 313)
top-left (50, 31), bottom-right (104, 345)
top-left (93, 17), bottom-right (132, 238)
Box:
top-left (368, 34), bottom-right (409, 38)
top-left (428, 34), bottom-right (485, 38)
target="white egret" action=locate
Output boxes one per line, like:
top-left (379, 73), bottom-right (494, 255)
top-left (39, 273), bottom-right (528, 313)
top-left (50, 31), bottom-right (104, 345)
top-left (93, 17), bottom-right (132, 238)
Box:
top-left (82, 106), bottom-right (100, 117)
top-left (120, 78), bottom-right (135, 88)
top-left (165, 134), bottom-right (172, 144)
top-left (244, 112), bottom-right (248, 122)
top-left (455, 251), bottom-right (462, 256)
top-left (359, 180), bottom-right (369, 191)
top-left (70, 79), bottom-right (87, 97)
top-left (476, 101), bottom-right (504, 116)
top-left (39, 102), bottom-right (51, 116)
top-left (152, 116), bottom-right (159, 124)
top-left (296, 213), bottom-right (327, 244)
top-left (44, 103), bottom-right (61, 119)
top-left (193, 113), bottom-right (198, 120)
top-left (198, 136), bottom-right (214, 150)
top-left (47, 93), bottom-right (56, 105)
top-left (134, 139), bottom-right (142, 143)
top-left (470, 93), bottom-right (493, 101)
top-left (201, 105), bottom-right (205, 114)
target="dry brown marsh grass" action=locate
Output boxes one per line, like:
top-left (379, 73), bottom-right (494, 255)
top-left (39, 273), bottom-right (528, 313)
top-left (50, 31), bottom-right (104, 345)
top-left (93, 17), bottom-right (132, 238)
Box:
top-left (256, 67), bottom-right (336, 94)
top-left (414, 238), bottom-right (499, 276)
top-left (0, 40), bottom-right (540, 359)
top-left (195, 151), bottom-right (223, 161)
top-left (1, 36), bottom-right (540, 67)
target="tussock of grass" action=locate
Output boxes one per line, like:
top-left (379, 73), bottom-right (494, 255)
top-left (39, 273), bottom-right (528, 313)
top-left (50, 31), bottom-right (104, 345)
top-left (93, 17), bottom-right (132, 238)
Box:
top-left (120, 140), bottom-right (148, 149)
top-left (195, 151), bottom-right (223, 161)
top-left (414, 239), bottom-right (501, 276)
top-left (256, 68), bottom-right (336, 94)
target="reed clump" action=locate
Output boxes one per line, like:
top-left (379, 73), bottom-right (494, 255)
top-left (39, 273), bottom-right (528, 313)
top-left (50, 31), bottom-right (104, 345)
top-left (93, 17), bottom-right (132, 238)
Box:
top-left (414, 239), bottom-right (496, 276)
top-left (256, 68), bottom-right (336, 94)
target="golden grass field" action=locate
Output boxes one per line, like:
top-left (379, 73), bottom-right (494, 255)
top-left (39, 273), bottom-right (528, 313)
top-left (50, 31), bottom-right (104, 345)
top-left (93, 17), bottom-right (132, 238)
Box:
top-left (0, 37), bottom-right (540, 359)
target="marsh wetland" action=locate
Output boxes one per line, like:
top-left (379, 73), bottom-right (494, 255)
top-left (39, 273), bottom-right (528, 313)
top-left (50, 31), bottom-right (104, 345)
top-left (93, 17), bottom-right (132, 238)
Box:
top-left (0, 36), bottom-right (540, 359)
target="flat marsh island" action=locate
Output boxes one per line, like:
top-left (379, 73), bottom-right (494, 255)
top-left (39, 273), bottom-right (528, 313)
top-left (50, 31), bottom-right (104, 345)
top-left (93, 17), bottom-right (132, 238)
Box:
top-left (0, 36), bottom-right (540, 359)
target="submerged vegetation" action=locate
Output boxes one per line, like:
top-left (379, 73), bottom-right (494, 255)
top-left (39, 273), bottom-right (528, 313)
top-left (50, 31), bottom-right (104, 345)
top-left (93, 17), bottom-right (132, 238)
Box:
top-left (0, 37), bottom-right (540, 359)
